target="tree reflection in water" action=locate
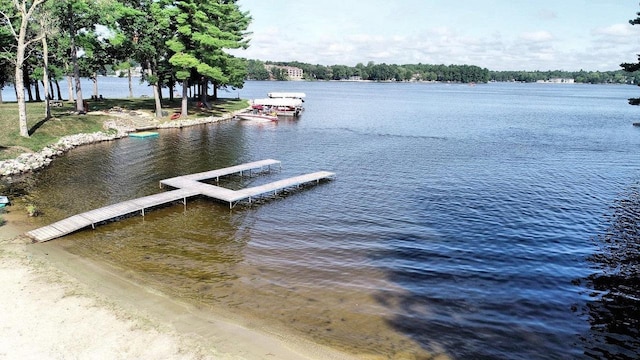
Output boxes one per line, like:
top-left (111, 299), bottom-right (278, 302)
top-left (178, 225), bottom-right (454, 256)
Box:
top-left (585, 183), bottom-right (640, 359)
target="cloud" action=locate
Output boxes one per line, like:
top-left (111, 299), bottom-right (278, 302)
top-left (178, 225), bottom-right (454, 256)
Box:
top-left (231, 19), bottom-right (636, 72)
top-left (537, 9), bottom-right (557, 21)
top-left (592, 23), bottom-right (637, 37)
top-left (519, 31), bottom-right (554, 42)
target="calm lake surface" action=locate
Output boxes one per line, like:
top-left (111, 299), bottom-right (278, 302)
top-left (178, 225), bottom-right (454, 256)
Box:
top-left (12, 80), bottom-right (640, 359)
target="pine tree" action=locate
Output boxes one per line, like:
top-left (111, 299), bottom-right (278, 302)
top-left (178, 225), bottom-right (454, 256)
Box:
top-left (164, 0), bottom-right (250, 116)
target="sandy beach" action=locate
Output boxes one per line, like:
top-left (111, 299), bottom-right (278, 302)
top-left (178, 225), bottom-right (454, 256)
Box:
top-left (0, 210), bottom-right (360, 360)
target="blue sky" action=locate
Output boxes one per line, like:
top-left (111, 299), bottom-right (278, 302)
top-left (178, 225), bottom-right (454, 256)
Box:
top-left (229, 0), bottom-right (640, 71)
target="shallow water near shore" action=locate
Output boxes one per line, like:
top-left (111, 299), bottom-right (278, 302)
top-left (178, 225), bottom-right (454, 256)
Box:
top-left (16, 81), bottom-right (640, 359)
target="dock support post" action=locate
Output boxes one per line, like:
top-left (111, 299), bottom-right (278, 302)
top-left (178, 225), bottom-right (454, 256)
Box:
top-left (142, 208), bottom-right (145, 217)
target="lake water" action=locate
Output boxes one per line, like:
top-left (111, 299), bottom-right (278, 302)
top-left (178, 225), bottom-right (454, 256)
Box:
top-left (9, 80), bottom-right (640, 359)
top-left (1, 76), bottom-right (164, 101)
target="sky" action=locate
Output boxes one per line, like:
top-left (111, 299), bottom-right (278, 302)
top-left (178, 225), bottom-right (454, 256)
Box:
top-left (228, 0), bottom-right (640, 71)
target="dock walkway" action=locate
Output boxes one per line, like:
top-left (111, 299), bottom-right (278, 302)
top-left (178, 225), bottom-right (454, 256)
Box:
top-left (26, 160), bottom-right (334, 242)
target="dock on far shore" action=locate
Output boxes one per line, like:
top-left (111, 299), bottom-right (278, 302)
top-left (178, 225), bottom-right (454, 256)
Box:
top-left (26, 159), bottom-right (335, 243)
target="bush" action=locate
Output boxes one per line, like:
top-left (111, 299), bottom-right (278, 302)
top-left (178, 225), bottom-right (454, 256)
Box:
top-left (26, 204), bottom-right (40, 217)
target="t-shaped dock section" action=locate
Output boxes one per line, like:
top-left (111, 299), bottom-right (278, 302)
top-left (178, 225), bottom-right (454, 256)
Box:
top-left (26, 160), bottom-right (335, 242)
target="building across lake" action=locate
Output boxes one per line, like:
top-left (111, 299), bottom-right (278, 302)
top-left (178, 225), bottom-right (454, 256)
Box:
top-left (264, 64), bottom-right (304, 80)
top-left (536, 77), bottom-right (575, 83)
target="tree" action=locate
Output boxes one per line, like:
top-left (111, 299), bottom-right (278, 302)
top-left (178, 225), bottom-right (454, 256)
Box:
top-left (109, 0), bottom-right (168, 117)
top-left (621, 6), bottom-right (640, 105)
top-left (246, 59), bottom-right (269, 80)
top-left (0, 0), bottom-right (48, 137)
top-left (47, 0), bottom-right (104, 113)
top-left (165, 0), bottom-right (250, 116)
top-left (0, 20), bottom-right (13, 104)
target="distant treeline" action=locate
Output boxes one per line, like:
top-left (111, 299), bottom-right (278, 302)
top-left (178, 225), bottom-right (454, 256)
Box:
top-left (247, 59), bottom-right (639, 85)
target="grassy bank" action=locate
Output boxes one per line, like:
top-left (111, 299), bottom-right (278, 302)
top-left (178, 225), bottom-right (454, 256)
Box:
top-left (0, 98), bottom-right (248, 161)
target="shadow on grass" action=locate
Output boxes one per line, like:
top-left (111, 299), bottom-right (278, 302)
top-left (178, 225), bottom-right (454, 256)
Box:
top-left (28, 117), bottom-right (51, 136)
top-left (82, 97), bottom-right (245, 118)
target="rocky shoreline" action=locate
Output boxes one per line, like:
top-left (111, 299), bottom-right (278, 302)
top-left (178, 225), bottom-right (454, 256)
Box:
top-left (0, 110), bottom-right (244, 178)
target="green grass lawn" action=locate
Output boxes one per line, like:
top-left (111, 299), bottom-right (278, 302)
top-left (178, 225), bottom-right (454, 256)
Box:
top-left (0, 97), bottom-right (248, 161)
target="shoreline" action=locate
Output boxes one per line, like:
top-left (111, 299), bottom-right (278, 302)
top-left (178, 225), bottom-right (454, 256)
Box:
top-left (0, 110), bottom-right (361, 359)
top-left (0, 204), bottom-right (359, 360)
top-left (0, 107), bottom-right (249, 178)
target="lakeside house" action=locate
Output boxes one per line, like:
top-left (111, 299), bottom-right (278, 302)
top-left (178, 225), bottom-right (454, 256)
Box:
top-left (113, 66), bottom-right (143, 77)
top-left (536, 78), bottom-right (575, 84)
top-left (264, 65), bottom-right (304, 80)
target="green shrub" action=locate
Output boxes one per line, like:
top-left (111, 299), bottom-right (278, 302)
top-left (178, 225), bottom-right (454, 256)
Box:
top-left (26, 204), bottom-right (40, 217)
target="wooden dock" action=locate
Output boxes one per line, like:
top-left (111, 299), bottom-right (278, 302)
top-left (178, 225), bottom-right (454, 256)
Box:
top-left (26, 160), bottom-right (334, 242)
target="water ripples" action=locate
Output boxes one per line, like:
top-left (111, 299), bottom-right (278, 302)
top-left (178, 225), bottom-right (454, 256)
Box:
top-left (19, 82), bottom-right (640, 359)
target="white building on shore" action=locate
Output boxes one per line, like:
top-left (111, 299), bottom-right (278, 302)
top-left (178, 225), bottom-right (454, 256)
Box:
top-left (264, 65), bottom-right (304, 80)
top-left (536, 78), bottom-right (575, 84)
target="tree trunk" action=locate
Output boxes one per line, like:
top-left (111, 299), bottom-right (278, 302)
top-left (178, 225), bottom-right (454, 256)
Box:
top-left (157, 73), bottom-right (164, 101)
top-left (69, 3), bottom-right (84, 113)
top-left (72, 44), bottom-right (84, 112)
top-left (66, 74), bottom-right (73, 101)
top-left (34, 78), bottom-right (42, 102)
top-left (42, 34), bottom-right (51, 119)
top-left (0, 88), bottom-right (3, 104)
top-left (15, 57), bottom-right (29, 137)
top-left (213, 81), bottom-right (218, 101)
top-left (92, 72), bottom-right (98, 98)
top-left (200, 78), bottom-right (211, 109)
top-left (147, 60), bottom-right (162, 118)
top-left (24, 68), bottom-right (33, 102)
top-left (128, 66), bottom-right (133, 98)
top-left (181, 79), bottom-right (188, 117)
top-left (55, 80), bottom-right (62, 100)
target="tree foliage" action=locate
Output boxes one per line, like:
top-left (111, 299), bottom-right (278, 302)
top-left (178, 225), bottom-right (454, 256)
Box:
top-left (0, 20), bottom-right (12, 98)
top-left (0, 0), bottom-right (253, 127)
top-left (621, 5), bottom-right (640, 105)
top-left (163, 0), bottom-right (249, 115)
top-left (249, 60), bottom-right (491, 83)
top-left (246, 59), bottom-right (639, 85)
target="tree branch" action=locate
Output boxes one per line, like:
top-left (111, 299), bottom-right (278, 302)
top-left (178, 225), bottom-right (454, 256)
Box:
top-left (23, 32), bottom-right (45, 48)
top-left (0, 9), bottom-right (18, 39)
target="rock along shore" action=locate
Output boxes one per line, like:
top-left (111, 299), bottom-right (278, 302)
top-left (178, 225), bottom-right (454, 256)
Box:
top-left (0, 110), bottom-right (245, 178)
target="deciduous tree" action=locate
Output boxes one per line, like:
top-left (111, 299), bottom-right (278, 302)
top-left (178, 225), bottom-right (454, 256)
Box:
top-left (0, 0), bottom-right (48, 137)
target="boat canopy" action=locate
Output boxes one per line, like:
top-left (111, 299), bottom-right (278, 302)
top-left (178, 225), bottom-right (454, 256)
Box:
top-left (267, 92), bottom-right (306, 99)
top-left (252, 98), bottom-right (303, 107)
